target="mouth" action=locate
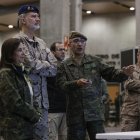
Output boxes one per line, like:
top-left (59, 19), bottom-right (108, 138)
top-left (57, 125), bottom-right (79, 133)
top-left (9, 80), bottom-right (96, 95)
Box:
top-left (77, 48), bottom-right (83, 51)
top-left (35, 22), bottom-right (40, 25)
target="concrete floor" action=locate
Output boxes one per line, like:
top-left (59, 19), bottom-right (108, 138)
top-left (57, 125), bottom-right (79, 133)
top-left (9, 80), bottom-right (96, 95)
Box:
top-left (105, 122), bottom-right (121, 132)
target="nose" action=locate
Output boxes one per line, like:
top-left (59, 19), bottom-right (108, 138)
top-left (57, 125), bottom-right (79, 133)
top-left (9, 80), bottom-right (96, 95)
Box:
top-left (22, 49), bottom-right (26, 55)
top-left (62, 51), bottom-right (65, 55)
top-left (36, 16), bottom-right (40, 21)
top-left (62, 49), bottom-right (65, 52)
top-left (77, 41), bottom-right (83, 45)
top-left (21, 51), bottom-right (25, 55)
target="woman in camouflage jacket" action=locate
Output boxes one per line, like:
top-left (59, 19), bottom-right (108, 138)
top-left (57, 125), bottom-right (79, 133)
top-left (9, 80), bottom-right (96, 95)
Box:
top-left (0, 38), bottom-right (41, 140)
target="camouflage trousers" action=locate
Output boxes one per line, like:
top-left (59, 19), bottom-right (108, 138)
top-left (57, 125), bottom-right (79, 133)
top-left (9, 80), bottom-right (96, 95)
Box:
top-left (0, 124), bottom-right (34, 140)
top-left (121, 115), bottom-right (140, 131)
top-left (67, 120), bottom-right (105, 140)
top-left (33, 109), bottom-right (48, 140)
top-left (48, 113), bottom-right (67, 140)
top-left (1, 129), bottom-right (33, 140)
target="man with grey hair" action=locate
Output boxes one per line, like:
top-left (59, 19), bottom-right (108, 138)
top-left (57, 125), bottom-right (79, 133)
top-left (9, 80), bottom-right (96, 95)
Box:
top-left (14, 5), bottom-right (57, 140)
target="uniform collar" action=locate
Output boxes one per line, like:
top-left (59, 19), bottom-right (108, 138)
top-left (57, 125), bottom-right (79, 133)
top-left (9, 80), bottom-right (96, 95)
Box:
top-left (19, 31), bottom-right (38, 43)
top-left (66, 54), bottom-right (93, 66)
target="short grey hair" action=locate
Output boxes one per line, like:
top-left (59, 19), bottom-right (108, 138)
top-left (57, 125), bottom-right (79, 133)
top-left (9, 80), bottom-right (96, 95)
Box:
top-left (17, 13), bottom-right (26, 28)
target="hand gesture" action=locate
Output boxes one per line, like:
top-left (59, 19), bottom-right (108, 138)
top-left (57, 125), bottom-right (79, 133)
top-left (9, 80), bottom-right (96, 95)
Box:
top-left (76, 78), bottom-right (92, 87)
top-left (122, 65), bottom-right (134, 77)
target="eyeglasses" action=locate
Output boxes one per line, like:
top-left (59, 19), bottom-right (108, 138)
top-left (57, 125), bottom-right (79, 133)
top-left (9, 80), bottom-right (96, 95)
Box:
top-left (71, 38), bottom-right (86, 44)
top-left (56, 48), bottom-right (66, 51)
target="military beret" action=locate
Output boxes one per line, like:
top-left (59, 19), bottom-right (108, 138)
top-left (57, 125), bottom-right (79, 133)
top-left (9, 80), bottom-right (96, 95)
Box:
top-left (18, 5), bottom-right (39, 15)
top-left (69, 31), bottom-right (87, 41)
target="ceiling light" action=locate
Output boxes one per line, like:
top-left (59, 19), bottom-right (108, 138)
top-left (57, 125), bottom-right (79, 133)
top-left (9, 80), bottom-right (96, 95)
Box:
top-left (130, 7), bottom-right (135, 11)
top-left (8, 25), bottom-right (14, 28)
top-left (86, 11), bottom-right (91, 14)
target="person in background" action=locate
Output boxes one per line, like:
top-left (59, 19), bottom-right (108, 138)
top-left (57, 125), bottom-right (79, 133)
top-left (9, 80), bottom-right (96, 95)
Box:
top-left (104, 98), bottom-right (110, 127)
top-left (121, 48), bottom-right (140, 131)
top-left (14, 5), bottom-right (57, 140)
top-left (114, 92), bottom-right (121, 126)
top-left (101, 79), bottom-right (110, 126)
top-left (47, 41), bottom-right (67, 140)
top-left (56, 31), bottom-right (134, 140)
top-left (86, 78), bottom-right (109, 140)
top-left (101, 79), bottom-right (109, 105)
top-left (0, 38), bottom-right (41, 140)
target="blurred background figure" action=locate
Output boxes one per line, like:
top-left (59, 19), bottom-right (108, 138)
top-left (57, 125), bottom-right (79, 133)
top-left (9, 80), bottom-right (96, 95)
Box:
top-left (101, 79), bottom-right (110, 127)
top-left (48, 42), bottom-right (67, 140)
top-left (86, 78), bottom-right (109, 140)
top-left (121, 49), bottom-right (140, 131)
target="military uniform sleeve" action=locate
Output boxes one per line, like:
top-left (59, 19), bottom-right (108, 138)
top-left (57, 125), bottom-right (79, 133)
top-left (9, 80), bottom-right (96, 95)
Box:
top-left (56, 63), bottom-right (79, 91)
top-left (23, 42), bottom-right (57, 77)
top-left (99, 58), bottom-right (128, 82)
top-left (0, 72), bottom-right (41, 123)
top-left (13, 35), bottom-right (57, 75)
top-left (124, 78), bottom-right (140, 93)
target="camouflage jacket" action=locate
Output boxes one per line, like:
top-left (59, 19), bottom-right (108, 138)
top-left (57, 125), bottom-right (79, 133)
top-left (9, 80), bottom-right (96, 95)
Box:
top-left (57, 54), bottom-right (128, 125)
top-left (121, 64), bottom-right (140, 116)
top-left (14, 32), bottom-right (57, 109)
top-left (0, 65), bottom-right (40, 138)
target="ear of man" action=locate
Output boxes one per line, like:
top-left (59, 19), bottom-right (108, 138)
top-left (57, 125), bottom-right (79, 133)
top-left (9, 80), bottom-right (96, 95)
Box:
top-left (22, 17), bottom-right (26, 24)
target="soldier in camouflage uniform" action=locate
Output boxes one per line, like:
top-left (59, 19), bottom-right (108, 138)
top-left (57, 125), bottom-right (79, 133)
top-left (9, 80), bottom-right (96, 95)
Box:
top-left (56, 31), bottom-right (134, 140)
top-left (14, 5), bottom-right (57, 140)
top-left (0, 38), bottom-right (41, 140)
top-left (121, 49), bottom-right (140, 131)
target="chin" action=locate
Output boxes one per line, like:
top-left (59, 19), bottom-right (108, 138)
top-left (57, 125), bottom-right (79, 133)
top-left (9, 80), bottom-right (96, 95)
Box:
top-left (77, 52), bottom-right (84, 55)
top-left (34, 25), bottom-right (40, 30)
top-left (30, 26), bottom-right (39, 31)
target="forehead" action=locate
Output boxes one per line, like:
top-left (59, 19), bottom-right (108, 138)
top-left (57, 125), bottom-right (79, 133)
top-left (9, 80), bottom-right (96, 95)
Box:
top-left (56, 43), bottom-right (64, 48)
top-left (71, 37), bottom-right (81, 40)
top-left (25, 12), bottom-right (39, 16)
top-left (70, 37), bottom-right (86, 41)
top-left (18, 43), bottom-right (26, 49)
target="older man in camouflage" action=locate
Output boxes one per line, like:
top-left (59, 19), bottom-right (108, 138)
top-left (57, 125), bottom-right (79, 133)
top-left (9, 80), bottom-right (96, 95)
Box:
top-left (14, 5), bottom-right (57, 140)
top-left (56, 31), bottom-right (134, 140)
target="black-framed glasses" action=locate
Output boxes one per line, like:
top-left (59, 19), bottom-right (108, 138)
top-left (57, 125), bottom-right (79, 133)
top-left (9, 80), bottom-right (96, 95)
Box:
top-left (56, 48), bottom-right (66, 51)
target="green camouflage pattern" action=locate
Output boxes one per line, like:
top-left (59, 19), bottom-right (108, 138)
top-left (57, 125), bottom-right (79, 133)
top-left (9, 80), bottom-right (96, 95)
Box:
top-left (0, 67), bottom-right (40, 140)
top-left (57, 54), bottom-right (127, 126)
top-left (67, 120), bottom-right (104, 140)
